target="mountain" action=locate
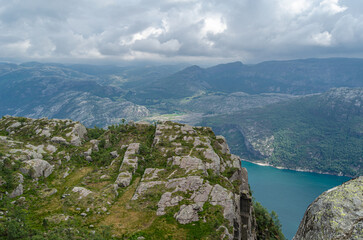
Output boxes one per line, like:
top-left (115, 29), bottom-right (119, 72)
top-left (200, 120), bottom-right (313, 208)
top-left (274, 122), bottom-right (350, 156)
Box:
top-left (0, 63), bottom-right (150, 127)
top-left (202, 88), bottom-right (363, 177)
top-left (0, 116), bottom-right (287, 239)
top-left (127, 58), bottom-right (363, 104)
top-left (294, 176), bottom-right (363, 239)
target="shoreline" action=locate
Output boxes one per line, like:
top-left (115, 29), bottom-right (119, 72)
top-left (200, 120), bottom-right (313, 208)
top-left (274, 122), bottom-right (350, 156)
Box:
top-left (241, 159), bottom-right (352, 178)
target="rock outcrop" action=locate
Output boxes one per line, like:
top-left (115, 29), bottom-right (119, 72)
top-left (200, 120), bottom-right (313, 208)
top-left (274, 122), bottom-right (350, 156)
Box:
top-left (132, 121), bottom-right (256, 239)
top-left (294, 176), bottom-right (363, 240)
top-left (0, 117), bottom-right (257, 239)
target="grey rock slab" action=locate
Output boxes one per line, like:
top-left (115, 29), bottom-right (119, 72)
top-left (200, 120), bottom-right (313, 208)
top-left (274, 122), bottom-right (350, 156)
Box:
top-left (72, 187), bottom-right (93, 199)
top-left (20, 159), bottom-right (54, 178)
top-left (9, 184), bottom-right (23, 198)
top-left (174, 204), bottom-right (201, 224)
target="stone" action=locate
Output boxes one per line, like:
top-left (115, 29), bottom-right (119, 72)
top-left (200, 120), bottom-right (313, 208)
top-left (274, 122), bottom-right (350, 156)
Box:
top-left (294, 177), bottom-right (363, 240)
top-left (216, 136), bottom-right (230, 154)
top-left (132, 181), bottom-right (165, 200)
top-left (142, 168), bottom-right (164, 181)
top-left (166, 176), bottom-right (204, 192)
top-left (42, 188), bottom-right (58, 197)
top-left (203, 149), bottom-right (221, 173)
top-left (9, 184), bottom-right (23, 198)
top-left (51, 137), bottom-right (69, 145)
top-left (210, 184), bottom-right (236, 224)
top-left (72, 187), bottom-right (93, 199)
top-left (90, 140), bottom-right (99, 152)
top-left (20, 159), bottom-right (54, 178)
top-left (172, 156), bottom-right (205, 173)
top-left (84, 148), bottom-right (92, 157)
top-left (46, 144), bottom-right (57, 153)
top-left (174, 204), bottom-right (201, 224)
top-left (119, 143), bottom-right (140, 172)
top-left (110, 151), bottom-right (119, 158)
top-left (115, 171), bottom-right (132, 187)
top-left (70, 123), bottom-right (87, 146)
top-left (157, 192), bottom-right (184, 216)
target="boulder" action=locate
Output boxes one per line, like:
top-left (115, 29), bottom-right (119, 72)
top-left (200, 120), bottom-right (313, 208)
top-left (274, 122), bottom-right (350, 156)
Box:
top-left (20, 159), bottom-right (54, 178)
top-left (51, 137), bottom-right (69, 145)
top-left (70, 123), bottom-right (87, 146)
top-left (294, 177), bottom-right (363, 240)
top-left (9, 184), bottom-right (23, 198)
top-left (72, 187), bottom-right (93, 199)
top-left (115, 171), bottom-right (132, 188)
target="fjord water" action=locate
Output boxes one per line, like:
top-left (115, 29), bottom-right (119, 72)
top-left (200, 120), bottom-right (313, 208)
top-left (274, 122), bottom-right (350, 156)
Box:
top-left (242, 161), bottom-right (351, 240)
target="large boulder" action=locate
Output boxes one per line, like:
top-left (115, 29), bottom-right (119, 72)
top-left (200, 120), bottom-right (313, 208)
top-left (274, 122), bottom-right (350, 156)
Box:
top-left (20, 159), bottom-right (54, 178)
top-left (293, 176), bottom-right (363, 240)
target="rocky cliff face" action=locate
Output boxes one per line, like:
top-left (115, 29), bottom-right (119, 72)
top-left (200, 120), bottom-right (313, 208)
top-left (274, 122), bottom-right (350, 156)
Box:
top-left (294, 176), bottom-right (363, 240)
top-left (0, 116), bottom-right (256, 239)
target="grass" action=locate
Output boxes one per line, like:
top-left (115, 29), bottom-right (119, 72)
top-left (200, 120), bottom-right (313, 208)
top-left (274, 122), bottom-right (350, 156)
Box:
top-left (100, 177), bottom-right (157, 237)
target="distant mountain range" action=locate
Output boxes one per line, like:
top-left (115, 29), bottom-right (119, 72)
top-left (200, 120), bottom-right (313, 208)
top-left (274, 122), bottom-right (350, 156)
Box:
top-left (127, 58), bottom-right (363, 104)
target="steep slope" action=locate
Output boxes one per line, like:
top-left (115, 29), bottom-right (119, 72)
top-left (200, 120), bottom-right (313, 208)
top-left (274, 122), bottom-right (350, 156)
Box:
top-left (0, 116), bottom-right (269, 239)
top-left (202, 88), bottom-right (363, 177)
top-left (293, 177), bottom-right (363, 240)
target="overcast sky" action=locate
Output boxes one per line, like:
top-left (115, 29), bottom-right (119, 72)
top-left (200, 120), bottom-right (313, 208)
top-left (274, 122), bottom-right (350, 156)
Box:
top-left (0, 0), bottom-right (362, 64)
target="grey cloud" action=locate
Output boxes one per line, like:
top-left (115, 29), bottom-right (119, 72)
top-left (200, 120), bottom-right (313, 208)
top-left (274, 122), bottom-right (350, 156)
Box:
top-left (0, 0), bottom-right (362, 63)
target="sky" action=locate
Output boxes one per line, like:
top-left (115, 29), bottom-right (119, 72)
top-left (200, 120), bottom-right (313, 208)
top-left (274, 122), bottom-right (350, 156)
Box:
top-left (0, 0), bottom-right (362, 64)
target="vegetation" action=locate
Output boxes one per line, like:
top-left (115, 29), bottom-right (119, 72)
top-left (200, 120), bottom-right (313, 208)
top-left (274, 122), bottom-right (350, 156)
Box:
top-left (253, 201), bottom-right (285, 240)
top-left (202, 88), bottom-right (363, 177)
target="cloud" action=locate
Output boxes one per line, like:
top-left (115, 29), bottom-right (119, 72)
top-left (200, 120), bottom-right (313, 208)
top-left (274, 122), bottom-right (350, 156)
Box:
top-left (0, 0), bottom-right (362, 63)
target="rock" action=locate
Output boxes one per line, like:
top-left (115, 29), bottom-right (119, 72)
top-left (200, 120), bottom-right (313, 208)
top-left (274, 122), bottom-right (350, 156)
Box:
top-left (142, 168), bottom-right (164, 181)
top-left (7, 122), bottom-right (21, 131)
top-left (157, 192), bottom-right (184, 216)
top-left (172, 156), bottom-right (205, 173)
top-left (174, 204), bottom-right (201, 224)
top-left (84, 148), bottom-right (92, 157)
top-left (210, 184), bottom-right (236, 224)
top-left (216, 136), bottom-right (230, 154)
top-left (132, 181), bottom-right (165, 200)
top-left (63, 167), bottom-right (70, 178)
top-left (20, 159), bottom-right (54, 178)
top-left (46, 144), bottom-right (57, 153)
top-left (203, 149), bottom-right (221, 173)
top-left (294, 177), bottom-right (363, 240)
top-left (119, 143), bottom-right (140, 172)
top-left (80, 212), bottom-right (87, 217)
top-left (90, 140), bottom-right (99, 152)
top-left (16, 173), bottom-right (24, 184)
top-left (72, 187), bottom-right (93, 199)
top-left (70, 123), bottom-right (87, 146)
top-left (51, 137), bottom-right (69, 145)
top-left (115, 171), bottom-right (132, 188)
top-left (110, 151), bottom-right (119, 158)
top-left (42, 188), bottom-right (58, 197)
top-left (9, 184), bottom-right (23, 198)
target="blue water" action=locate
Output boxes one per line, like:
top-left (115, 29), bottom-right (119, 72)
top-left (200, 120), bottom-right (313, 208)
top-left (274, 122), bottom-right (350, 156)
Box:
top-left (242, 161), bottom-right (351, 240)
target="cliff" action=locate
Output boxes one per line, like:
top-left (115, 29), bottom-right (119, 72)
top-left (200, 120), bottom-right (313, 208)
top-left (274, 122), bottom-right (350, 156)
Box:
top-left (0, 116), bottom-right (256, 239)
top-left (294, 176), bottom-right (363, 239)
